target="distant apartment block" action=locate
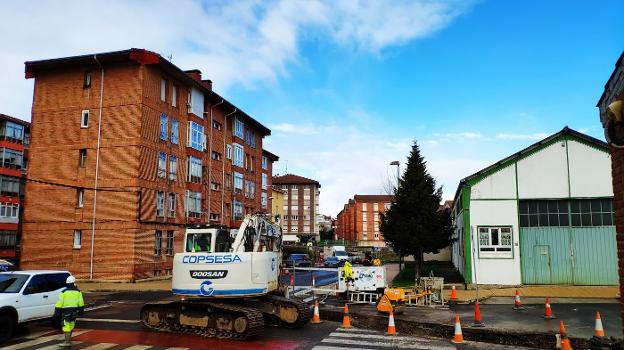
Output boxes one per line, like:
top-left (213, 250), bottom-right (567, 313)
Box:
top-left (20, 49), bottom-right (277, 280)
top-left (336, 195), bottom-right (393, 248)
top-left (0, 114), bottom-right (29, 264)
top-left (272, 174), bottom-right (320, 239)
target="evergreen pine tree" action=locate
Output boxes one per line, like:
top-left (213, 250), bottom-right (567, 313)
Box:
top-left (380, 141), bottom-right (454, 280)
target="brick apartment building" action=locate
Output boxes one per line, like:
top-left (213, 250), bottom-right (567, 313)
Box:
top-left (20, 49), bottom-right (277, 280)
top-left (0, 114), bottom-right (29, 264)
top-left (598, 51), bottom-right (623, 332)
top-left (272, 174), bottom-right (320, 240)
top-left (335, 195), bottom-right (393, 248)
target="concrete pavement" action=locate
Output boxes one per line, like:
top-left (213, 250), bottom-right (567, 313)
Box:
top-left (445, 285), bottom-right (619, 303)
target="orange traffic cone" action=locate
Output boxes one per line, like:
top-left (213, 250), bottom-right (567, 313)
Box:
top-left (450, 315), bottom-right (464, 344)
top-left (544, 297), bottom-right (555, 319)
top-left (311, 300), bottom-right (322, 324)
top-left (559, 320), bottom-right (567, 336)
top-left (594, 311), bottom-right (605, 338)
top-left (290, 274), bottom-right (295, 286)
top-left (513, 289), bottom-right (524, 310)
top-left (561, 337), bottom-right (572, 350)
top-left (341, 304), bottom-right (351, 328)
top-left (450, 285), bottom-right (458, 301)
top-left (472, 301), bottom-right (484, 327)
top-left (386, 308), bottom-right (397, 335)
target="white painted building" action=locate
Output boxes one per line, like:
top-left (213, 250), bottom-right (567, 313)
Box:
top-left (451, 127), bottom-right (617, 285)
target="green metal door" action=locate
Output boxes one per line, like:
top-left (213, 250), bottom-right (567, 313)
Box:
top-left (570, 227), bottom-right (618, 285)
top-left (520, 227), bottom-right (573, 284)
top-left (520, 227), bottom-right (618, 285)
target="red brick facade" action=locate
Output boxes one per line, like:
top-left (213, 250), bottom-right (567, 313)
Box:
top-left (598, 51), bottom-right (623, 332)
top-left (20, 49), bottom-right (276, 280)
top-left (335, 195), bottom-right (393, 247)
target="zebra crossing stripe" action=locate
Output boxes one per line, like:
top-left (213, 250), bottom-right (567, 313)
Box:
top-left (332, 327), bottom-right (379, 334)
top-left (77, 318), bottom-right (141, 324)
top-left (165, 348), bottom-right (190, 350)
top-left (35, 342), bottom-right (83, 350)
top-left (2, 330), bottom-right (91, 350)
top-left (80, 343), bottom-right (119, 350)
top-left (328, 331), bottom-right (434, 343)
top-left (312, 346), bottom-right (375, 350)
top-left (122, 346), bottom-right (153, 350)
top-left (321, 337), bottom-right (455, 350)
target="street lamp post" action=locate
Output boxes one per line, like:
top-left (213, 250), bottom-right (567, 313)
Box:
top-left (390, 161), bottom-right (400, 191)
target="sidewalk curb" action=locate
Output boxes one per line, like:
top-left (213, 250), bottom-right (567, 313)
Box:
top-left (319, 306), bottom-right (591, 349)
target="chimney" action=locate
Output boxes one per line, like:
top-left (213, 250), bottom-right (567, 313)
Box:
top-left (201, 79), bottom-right (213, 91)
top-left (184, 69), bottom-right (202, 82)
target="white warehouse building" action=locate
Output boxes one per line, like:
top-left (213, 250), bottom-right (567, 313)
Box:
top-left (451, 127), bottom-right (617, 286)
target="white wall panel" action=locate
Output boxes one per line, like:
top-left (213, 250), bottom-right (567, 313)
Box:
top-left (471, 164), bottom-right (516, 199)
top-left (517, 142), bottom-right (569, 199)
top-left (567, 140), bottom-right (613, 198)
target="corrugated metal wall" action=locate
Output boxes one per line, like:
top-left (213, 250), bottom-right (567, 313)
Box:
top-left (520, 227), bottom-right (618, 285)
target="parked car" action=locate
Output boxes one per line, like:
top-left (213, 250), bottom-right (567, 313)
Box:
top-left (323, 256), bottom-right (341, 268)
top-left (284, 254), bottom-right (312, 268)
top-left (333, 250), bottom-right (349, 262)
top-left (0, 260), bottom-right (16, 272)
top-left (0, 270), bottom-right (72, 343)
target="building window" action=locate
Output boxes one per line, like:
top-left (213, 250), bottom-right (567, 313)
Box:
top-left (159, 114), bottom-right (168, 140)
top-left (262, 156), bottom-right (268, 170)
top-left (160, 79), bottom-right (167, 102)
top-left (233, 200), bottom-right (243, 220)
top-left (234, 172), bottom-right (243, 193)
top-left (81, 110), bottom-right (89, 128)
top-left (73, 230), bottom-right (82, 249)
top-left (0, 121), bottom-right (24, 143)
top-left (169, 156), bottom-right (177, 180)
top-left (261, 192), bottom-right (268, 209)
top-left (226, 144), bottom-right (232, 159)
top-left (262, 173), bottom-right (268, 190)
top-left (519, 199), bottom-right (614, 228)
top-left (384, 203), bottom-right (391, 211)
top-left (477, 226), bottom-right (513, 258)
top-left (0, 176), bottom-right (19, 196)
top-left (76, 189), bottom-right (84, 208)
top-left (79, 149), bottom-right (87, 168)
top-left (157, 152), bottom-right (167, 178)
top-left (0, 231), bottom-right (17, 249)
top-left (0, 148), bottom-right (23, 170)
top-left (189, 87), bottom-right (204, 117)
top-left (156, 191), bottom-right (165, 217)
top-left (155, 230), bottom-right (162, 256)
top-left (171, 119), bottom-right (179, 144)
top-left (168, 193), bottom-right (176, 218)
top-left (83, 71), bottom-right (92, 88)
top-left (186, 190), bottom-right (202, 218)
top-left (210, 213), bottom-right (220, 221)
top-left (210, 182), bottom-right (221, 191)
top-left (373, 203), bottom-right (379, 211)
top-left (233, 144), bottom-right (244, 167)
top-left (0, 203), bottom-right (18, 218)
top-left (292, 215), bottom-right (298, 221)
top-left (212, 120), bottom-right (222, 130)
top-left (172, 85), bottom-right (178, 107)
top-left (234, 117), bottom-right (244, 139)
top-left (225, 173), bottom-right (231, 189)
top-left (166, 231), bottom-right (174, 255)
top-left (188, 121), bottom-right (206, 151)
top-left (211, 151), bottom-right (222, 161)
top-left (187, 156), bottom-right (202, 183)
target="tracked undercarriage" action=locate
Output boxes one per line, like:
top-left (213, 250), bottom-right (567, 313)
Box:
top-left (140, 294), bottom-right (311, 339)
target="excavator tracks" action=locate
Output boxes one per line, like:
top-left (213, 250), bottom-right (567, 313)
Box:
top-left (260, 294), bottom-right (311, 328)
top-left (141, 301), bottom-right (264, 340)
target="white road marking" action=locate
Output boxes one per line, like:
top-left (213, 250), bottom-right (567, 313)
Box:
top-left (165, 348), bottom-right (190, 350)
top-left (80, 343), bottom-right (119, 350)
top-left (333, 327), bottom-right (379, 334)
top-left (123, 346), bottom-right (152, 350)
top-left (321, 337), bottom-right (455, 350)
top-left (36, 342), bottom-right (83, 350)
top-left (77, 317), bottom-right (141, 323)
top-left (14, 330), bottom-right (56, 341)
top-left (329, 331), bottom-right (434, 343)
top-left (3, 330), bottom-right (90, 350)
top-left (84, 303), bottom-right (112, 312)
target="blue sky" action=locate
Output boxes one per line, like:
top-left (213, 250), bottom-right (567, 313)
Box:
top-left (0, 0), bottom-right (622, 214)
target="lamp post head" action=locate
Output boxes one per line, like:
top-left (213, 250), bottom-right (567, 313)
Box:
top-left (390, 161), bottom-right (399, 166)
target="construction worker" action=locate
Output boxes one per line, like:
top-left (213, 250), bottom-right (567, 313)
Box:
top-left (343, 260), bottom-right (354, 283)
top-left (55, 276), bottom-right (84, 348)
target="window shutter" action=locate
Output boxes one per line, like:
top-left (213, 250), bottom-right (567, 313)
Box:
top-left (187, 121), bottom-right (192, 147)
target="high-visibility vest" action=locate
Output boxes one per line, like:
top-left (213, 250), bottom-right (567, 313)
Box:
top-left (343, 262), bottom-right (354, 279)
top-left (55, 288), bottom-right (85, 309)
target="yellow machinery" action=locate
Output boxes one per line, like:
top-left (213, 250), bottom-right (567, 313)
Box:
top-left (376, 288), bottom-right (405, 314)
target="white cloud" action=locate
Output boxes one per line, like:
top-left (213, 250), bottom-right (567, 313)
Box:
top-left (495, 132), bottom-right (550, 140)
top-left (0, 0), bottom-right (474, 119)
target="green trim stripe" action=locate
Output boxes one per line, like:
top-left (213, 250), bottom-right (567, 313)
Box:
top-left (462, 187), bottom-right (472, 284)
